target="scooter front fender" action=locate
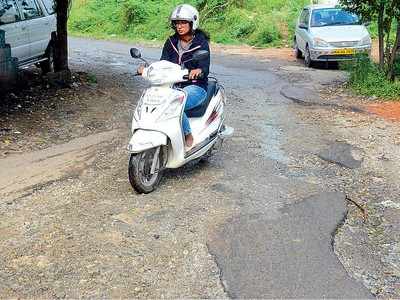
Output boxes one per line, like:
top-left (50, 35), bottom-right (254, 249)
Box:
top-left (127, 130), bottom-right (167, 153)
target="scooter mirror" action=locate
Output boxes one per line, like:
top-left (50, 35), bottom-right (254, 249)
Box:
top-left (192, 50), bottom-right (209, 62)
top-left (130, 48), bottom-right (142, 59)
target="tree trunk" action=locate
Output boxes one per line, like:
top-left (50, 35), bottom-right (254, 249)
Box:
top-left (377, 0), bottom-right (385, 69)
top-left (387, 22), bottom-right (400, 81)
top-left (54, 0), bottom-right (71, 83)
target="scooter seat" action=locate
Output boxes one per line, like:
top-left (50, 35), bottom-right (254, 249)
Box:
top-left (186, 81), bottom-right (218, 118)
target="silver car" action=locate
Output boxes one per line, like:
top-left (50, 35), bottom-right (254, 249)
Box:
top-left (294, 4), bottom-right (372, 67)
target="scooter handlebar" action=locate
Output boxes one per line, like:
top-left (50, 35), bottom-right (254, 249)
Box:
top-left (183, 72), bottom-right (205, 81)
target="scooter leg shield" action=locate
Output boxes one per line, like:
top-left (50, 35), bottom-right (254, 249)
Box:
top-left (127, 130), bottom-right (167, 153)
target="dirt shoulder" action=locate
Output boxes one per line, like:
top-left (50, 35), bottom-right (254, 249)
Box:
top-left (0, 70), bottom-right (135, 156)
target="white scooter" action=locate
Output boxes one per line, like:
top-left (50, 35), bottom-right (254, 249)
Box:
top-left (127, 48), bottom-right (233, 194)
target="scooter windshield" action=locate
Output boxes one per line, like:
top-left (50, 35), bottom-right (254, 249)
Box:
top-left (144, 61), bottom-right (188, 85)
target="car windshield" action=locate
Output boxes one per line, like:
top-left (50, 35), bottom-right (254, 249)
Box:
top-left (311, 8), bottom-right (360, 27)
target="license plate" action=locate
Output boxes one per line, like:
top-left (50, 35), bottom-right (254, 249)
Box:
top-left (333, 48), bottom-right (355, 55)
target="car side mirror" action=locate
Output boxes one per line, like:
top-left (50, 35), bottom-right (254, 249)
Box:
top-left (299, 23), bottom-right (308, 30)
top-left (130, 48), bottom-right (141, 59)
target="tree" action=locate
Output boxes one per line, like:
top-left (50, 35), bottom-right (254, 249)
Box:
top-left (54, 0), bottom-right (72, 83)
top-left (387, 23), bottom-right (400, 80)
top-left (340, 0), bottom-right (400, 80)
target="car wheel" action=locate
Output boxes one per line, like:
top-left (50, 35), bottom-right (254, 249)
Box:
top-left (40, 44), bottom-right (55, 74)
top-left (294, 39), bottom-right (302, 59)
top-left (304, 45), bottom-right (313, 68)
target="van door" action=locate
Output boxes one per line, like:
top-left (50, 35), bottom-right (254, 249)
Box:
top-left (37, 0), bottom-right (57, 51)
top-left (0, 0), bottom-right (30, 61)
top-left (15, 0), bottom-right (47, 59)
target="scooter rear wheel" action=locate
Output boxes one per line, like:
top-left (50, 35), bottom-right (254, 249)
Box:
top-left (128, 147), bottom-right (163, 194)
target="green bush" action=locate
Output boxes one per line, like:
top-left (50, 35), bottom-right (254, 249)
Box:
top-left (70, 0), bottom-right (122, 35)
top-left (69, 0), bottom-right (311, 47)
top-left (70, 13), bottom-right (97, 33)
top-left (394, 56), bottom-right (400, 78)
top-left (120, 0), bottom-right (150, 30)
top-left (225, 9), bottom-right (255, 39)
top-left (343, 55), bottom-right (400, 100)
top-left (249, 22), bottom-right (282, 46)
top-left (231, 21), bottom-right (255, 38)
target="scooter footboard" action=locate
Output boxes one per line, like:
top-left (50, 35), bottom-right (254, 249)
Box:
top-left (127, 130), bottom-right (167, 153)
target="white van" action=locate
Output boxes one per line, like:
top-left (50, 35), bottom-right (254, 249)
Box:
top-left (0, 0), bottom-right (57, 73)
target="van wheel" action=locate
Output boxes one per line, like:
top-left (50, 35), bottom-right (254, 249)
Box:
top-left (40, 45), bottom-right (55, 74)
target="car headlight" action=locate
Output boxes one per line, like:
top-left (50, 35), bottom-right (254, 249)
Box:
top-left (359, 35), bottom-right (371, 47)
top-left (313, 37), bottom-right (330, 48)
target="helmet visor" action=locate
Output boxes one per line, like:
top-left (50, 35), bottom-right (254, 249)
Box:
top-left (171, 17), bottom-right (192, 23)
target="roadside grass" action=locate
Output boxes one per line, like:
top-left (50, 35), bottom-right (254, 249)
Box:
top-left (86, 73), bottom-right (98, 84)
top-left (342, 56), bottom-right (400, 100)
top-left (68, 0), bottom-right (309, 47)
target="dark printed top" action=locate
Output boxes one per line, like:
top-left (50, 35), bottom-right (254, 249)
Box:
top-left (160, 31), bottom-right (210, 90)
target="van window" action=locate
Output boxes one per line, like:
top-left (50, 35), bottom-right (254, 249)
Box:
top-left (0, 0), bottom-right (21, 25)
top-left (41, 0), bottom-right (54, 14)
top-left (16, 0), bottom-right (43, 20)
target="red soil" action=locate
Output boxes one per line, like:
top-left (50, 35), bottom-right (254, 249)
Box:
top-left (366, 102), bottom-right (400, 122)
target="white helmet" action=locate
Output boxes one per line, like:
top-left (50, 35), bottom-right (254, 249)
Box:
top-left (170, 4), bottom-right (200, 31)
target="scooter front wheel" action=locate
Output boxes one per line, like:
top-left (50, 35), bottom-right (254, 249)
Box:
top-left (128, 147), bottom-right (163, 194)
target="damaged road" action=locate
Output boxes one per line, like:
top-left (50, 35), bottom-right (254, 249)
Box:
top-left (208, 192), bottom-right (371, 298)
top-left (0, 130), bottom-right (121, 202)
top-left (0, 37), bottom-right (399, 298)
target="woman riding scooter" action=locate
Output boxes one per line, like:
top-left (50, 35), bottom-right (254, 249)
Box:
top-left (138, 4), bottom-right (210, 148)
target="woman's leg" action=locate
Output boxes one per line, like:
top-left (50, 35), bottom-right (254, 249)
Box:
top-left (182, 85), bottom-right (207, 146)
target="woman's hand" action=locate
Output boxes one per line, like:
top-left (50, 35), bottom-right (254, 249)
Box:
top-left (189, 68), bottom-right (203, 80)
top-left (137, 65), bottom-right (145, 75)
